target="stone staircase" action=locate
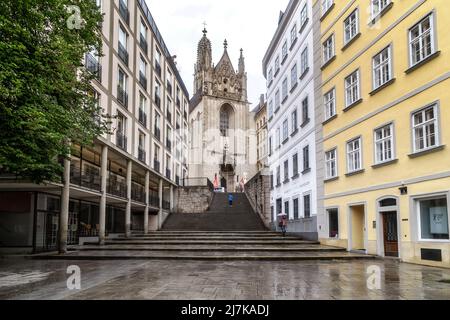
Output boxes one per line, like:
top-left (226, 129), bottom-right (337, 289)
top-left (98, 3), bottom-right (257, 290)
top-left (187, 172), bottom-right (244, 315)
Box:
top-left (33, 193), bottom-right (374, 261)
top-left (162, 192), bottom-right (266, 231)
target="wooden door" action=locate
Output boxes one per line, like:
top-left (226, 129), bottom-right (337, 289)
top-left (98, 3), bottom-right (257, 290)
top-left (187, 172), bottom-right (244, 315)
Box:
top-left (383, 212), bottom-right (398, 257)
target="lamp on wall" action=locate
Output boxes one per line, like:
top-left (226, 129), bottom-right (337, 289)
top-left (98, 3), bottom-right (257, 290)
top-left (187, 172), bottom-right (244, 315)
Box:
top-left (399, 182), bottom-right (408, 195)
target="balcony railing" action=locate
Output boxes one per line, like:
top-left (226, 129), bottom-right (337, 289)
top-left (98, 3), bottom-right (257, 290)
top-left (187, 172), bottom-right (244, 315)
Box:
top-left (131, 181), bottom-right (145, 203)
top-left (154, 127), bottom-right (160, 141)
top-left (118, 42), bottom-right (129, 66)
top-left (139, 34), bottom-right (148, 54)
top-left (138, 147), bottom-right (146, 163)
top-left (139, 71), bottom-right (147, 90)
top-left (119, 0), bottom-right (130, 25)
top-left (107, 173), bottom-right (127, 198)
top-left (116, 132), bottom-right (127, 150)
top-left (85, 53), bottom-right (102, 81)
top-left (154, 94), bottom-right (161, 108)
top-left (153, 160), bottom-right (160, 173)
top-left (117, 85), bottom-right (128, 108)
top-left (70, 162), bottom-right (101, 192)
top-left (155, 62), bottom-right (161, 78)
top-left (138, 109), bottom-right (147, 127)
top-left (166, 169), bottom-right (171, 180)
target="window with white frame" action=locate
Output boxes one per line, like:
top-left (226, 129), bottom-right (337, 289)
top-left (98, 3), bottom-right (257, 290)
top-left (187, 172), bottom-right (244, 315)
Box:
top-left (282, 119), bottom-right (288, 142)
top-left (291, 24), bottom-right (297, 44)
top-left (374, 124), bottom-right (394, 164)
top-left (416, 196), bottom-right (449, 240)
top-left (345, 70), bottom-right (360, 107)
top-left (291, 64), bottom-right (298, 89)
top-left (347, 137), bottom-right (362, 173)
top-left (268, 68), bottom-right (273, 85)
top-left (409, 13), bottom-right (435, 67)
top-left (293, 153), bottom-right (299, 176)
top-left (373, 46), bottom-right (392, 90)
top-left (282, 78), bottom-right (288, 101)
top-left (344, 9), bottom-right (359, 45)
top-left (412, 104), bottom-right (439, 152)
top-left (300, 3), bottom-right (308, 27)
top-left (284, 160), bottom-right (289, 182)
top-left (275, 56), bottom-right (280, 74)
top-left (275, 90), bottom-right (280, 109)
top-left (304, 193), bottom-right (311, 218)
top-left (321, 0), bottom-right (333, 15)
top-left (269, 136), bottom-right (273, 155)
top-left (303, 145), bottom-right (310, 171)
top-left (324, 88), bottom-right (336, 120)
top-left (325, 148), bottom-right (337, 179)
top-left (301, 46), bottom-right (309, 75)
top-left (282, 41), bottom-right (288, 61)
top-left (268, 99), bottom-right (274, 118)
top-left (371, 0), bottom-right (390, 19)
top-left (302, 97), bottom-right (309, 124)
top-left (292, 109), bottom-right (298, 133)
top-left (323, 34), bottom-right (335, 64)
top-left (276, 127), bottom-right (281, 147)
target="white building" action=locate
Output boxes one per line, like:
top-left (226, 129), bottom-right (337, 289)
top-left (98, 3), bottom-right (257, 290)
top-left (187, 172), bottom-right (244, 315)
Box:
top-left (262, 0), bottom-right (318, 240)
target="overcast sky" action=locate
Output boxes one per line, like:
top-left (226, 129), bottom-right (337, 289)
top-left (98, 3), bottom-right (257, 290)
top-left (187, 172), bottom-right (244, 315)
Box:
top-left (145, 0), bottom-right (290, 109)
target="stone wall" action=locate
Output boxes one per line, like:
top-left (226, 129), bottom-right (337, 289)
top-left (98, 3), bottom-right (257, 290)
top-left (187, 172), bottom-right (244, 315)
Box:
top-left (245, 170), bottom-right (271, 228)
top-left (174, 186), bottom-right (213, 214)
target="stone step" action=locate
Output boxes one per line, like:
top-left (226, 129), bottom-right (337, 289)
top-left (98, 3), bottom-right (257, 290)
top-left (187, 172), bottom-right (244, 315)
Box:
top-left (131, 231), bottom-right (276, 234)
top-left (110, 236), bottom-right (302, 241)
top-left (36, 250), bottom-right (374, 261)
top-left (71, 245), bottom-right (346, 252)
top-left (96, 240), bottom-right (321, 245)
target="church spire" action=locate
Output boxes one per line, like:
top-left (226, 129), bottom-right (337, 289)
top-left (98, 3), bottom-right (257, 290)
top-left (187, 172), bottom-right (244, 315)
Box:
top-left (238, 48), bottom-right (245, 74)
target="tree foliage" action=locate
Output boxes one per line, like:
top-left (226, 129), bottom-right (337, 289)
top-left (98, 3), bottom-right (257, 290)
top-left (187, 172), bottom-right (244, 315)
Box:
top-left (0, 0), bottom-right (109, 183)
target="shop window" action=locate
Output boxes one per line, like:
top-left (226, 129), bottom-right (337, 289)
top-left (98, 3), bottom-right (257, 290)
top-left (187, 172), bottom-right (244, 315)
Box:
top-left (417, 197), bottom-right (449, 240)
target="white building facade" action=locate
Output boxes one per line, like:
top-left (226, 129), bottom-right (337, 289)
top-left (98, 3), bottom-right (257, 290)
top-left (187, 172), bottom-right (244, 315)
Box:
top-left (263, 0), bottom-right (318, 240)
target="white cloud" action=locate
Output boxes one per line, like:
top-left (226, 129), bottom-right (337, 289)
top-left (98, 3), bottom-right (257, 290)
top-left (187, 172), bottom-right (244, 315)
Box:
top-left (145, 0), bottom-right (290, 109)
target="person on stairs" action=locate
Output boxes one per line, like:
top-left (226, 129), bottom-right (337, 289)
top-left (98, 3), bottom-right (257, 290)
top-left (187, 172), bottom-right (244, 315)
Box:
top-left (228, 193), bottom-right (234, 207)
top-left (279, 215), bottom-right (288, 237)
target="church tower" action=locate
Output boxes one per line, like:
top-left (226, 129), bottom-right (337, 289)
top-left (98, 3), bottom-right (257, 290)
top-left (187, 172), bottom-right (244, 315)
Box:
top-left (189, 29), bottom-right (257, 192)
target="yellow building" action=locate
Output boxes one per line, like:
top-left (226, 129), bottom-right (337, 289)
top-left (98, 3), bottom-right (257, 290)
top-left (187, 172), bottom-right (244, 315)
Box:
top-left (318, 0), bottom-right (450, 268)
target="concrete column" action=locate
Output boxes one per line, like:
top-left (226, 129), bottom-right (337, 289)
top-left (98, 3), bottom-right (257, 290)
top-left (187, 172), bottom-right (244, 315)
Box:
top-left (169, 185), bottom-right (174, 211)
top-left (158, 178), bottom-right (163, 229)
top-left (59, 155), bottom-right (71, 254)
top-left (125, 160), bottom-right (132, 238)
top-left (99, 145), bottom-right (108, 245)
top-left (144, 170), bottom-right (150, 234)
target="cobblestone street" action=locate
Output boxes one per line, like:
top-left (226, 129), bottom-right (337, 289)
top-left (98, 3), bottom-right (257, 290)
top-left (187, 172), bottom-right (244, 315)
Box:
top-left (1, 258), bottom-right (449, 300)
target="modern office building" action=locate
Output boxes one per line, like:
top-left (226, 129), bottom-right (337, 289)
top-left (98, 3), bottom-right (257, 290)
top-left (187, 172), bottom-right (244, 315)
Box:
top-left (0, 0), bottom-right (190, 253)
top-left (263, 0), bottom-right (319, 240)
top-left (318, 0), bottom-right (450, 268)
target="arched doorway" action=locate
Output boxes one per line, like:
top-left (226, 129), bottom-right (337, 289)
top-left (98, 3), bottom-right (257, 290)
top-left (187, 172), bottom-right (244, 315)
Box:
top-left (377, 197), bottom-right (400, 257)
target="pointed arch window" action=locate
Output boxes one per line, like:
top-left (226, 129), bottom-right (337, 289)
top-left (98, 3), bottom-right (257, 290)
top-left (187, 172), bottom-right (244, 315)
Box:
top-left (220, 109), bottom-right (229, 136)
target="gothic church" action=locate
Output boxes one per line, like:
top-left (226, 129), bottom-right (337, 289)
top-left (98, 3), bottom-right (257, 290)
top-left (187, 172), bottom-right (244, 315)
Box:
top-left (188, 29), bottom-right (257, 191)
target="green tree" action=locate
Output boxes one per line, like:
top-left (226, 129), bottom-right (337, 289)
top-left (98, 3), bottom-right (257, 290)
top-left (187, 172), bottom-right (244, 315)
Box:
top-left (0, 0), bottom-right (109, 183)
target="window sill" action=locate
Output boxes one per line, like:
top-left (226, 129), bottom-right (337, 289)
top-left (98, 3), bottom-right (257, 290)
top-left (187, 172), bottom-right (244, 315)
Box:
top-left (302, 168), bottom-right (311, 175)
top-left (290, 38), bottom-right (298, 51)
top-left (405, 51), bottom-right (441, 74)
top-left (324, 176), bottom-right (339, 183)
top-left (368, 2), bottom-right (394, 26)
top-left (323, 114), bottom-right (337, 125)
top-left (291, 128), bottom-right (298, 137)
top-left (321, 55), bottom-right (336, 70)
top-left (320, 3), bottom-right (335, 22)
top-left (301, 118), bottom-right (310, 128)
top-left (408, 145), bottom-right (445, 159)
top-left (299, 18), bottom-right (309, 34)
top-left (371, 158), bottom-right (398, 169)
top-left (290, 83), bottom-right (298, 93)
top-left (343, 98), bottom-right (363, 112)
top-left (292, 174), bottom-right (299, 180)
top-left (342, 32), bottom-right (361, 51)
top-left (369, 78), bottom-right (396, 96)
top-left (299, 67), bottom-right (310, 80)
top-left (345, 169), bottom-right (365, 177)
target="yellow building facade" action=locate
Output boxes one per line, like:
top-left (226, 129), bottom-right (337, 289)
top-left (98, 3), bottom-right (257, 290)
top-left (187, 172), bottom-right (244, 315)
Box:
top-left (318, 0), bottom-right (450, 268)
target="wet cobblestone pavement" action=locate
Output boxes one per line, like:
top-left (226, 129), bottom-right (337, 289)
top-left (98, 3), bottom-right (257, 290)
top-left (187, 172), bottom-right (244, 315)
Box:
top-left (0, 258), bottom-right (449, 300)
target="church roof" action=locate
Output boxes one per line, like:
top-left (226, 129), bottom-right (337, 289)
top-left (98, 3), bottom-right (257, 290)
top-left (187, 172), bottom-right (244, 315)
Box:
top-left (214, 41), bottom-right (237, 77)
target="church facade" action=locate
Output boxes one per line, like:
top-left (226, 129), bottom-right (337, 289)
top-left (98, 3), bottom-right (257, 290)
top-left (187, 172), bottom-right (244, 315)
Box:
top-left (188, 29), bottom-right (257, 192)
